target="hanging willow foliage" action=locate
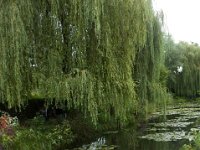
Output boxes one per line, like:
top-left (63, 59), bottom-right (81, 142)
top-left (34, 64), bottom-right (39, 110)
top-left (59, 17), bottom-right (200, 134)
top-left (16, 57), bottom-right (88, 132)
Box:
top-left (0, 0), bottom-right (165, 124)
top-left (134, 10), bottom-right (170, 115)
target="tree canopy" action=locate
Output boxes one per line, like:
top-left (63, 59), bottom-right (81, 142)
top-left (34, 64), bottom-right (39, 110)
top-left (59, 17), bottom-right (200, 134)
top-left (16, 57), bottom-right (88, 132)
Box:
top-left (0, 0), bottom-right (167, 124)
top-left (165, 36), bottom-right (200, 97)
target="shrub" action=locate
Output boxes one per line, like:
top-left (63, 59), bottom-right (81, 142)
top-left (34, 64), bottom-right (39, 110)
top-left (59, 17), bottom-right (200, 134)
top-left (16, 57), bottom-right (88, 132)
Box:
top-left (1, 119), bottom-right (74, 150)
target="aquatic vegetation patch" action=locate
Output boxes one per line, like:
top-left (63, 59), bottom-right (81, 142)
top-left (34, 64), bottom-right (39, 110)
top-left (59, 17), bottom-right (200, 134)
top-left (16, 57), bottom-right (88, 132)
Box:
top-left (169, 117), bottom-right (191, 122)
top-left (181, 111), bottom-right (200, 117)
top-left (140, 105), bottom-right (200, 143)
top-left (140, 131), bottom-right (186, 141)
top-left (152, 107), bottom-right (200, 117)
top-left (153, 121), bottom-right (193, 128)
top-left (145, 127), bottom-right (170, 132)
top-left (140, 131), bottom-right (196, 142)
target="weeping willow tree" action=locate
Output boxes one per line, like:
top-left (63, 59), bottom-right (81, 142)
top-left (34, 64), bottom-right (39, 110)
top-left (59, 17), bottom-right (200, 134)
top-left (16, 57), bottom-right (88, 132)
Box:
top-left (165, 38), bottom-right (200, 97)
top-left (0, 0), bottom-right (165, 124)
top-left (134, 10), bottom-right (170, 116)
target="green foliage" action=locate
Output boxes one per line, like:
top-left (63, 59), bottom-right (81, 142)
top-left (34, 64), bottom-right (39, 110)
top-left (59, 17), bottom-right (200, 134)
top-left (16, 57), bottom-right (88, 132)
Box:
top-left (1, 119), bottom-right (74, 150)
top-left (0, 0), bottom-right (166, 125)
top-left (165, 36), bottom-right (200, 97)
top-left (194, 134), bottom-right (200, 149)
top-left (134, 12), bottom-right (170, 116)
top-left (179, 134), bottom-right (200, 150)
top-left (180, 144), bottom-right (194, 150)
top-left (2, 128), bottom-right (52, 150)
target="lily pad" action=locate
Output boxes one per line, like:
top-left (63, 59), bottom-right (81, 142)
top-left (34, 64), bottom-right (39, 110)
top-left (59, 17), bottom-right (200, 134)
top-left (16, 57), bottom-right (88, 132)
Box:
top-left (145, 127), bottom-right (169, 132)
top-left (153, 121), bottom-right (193, 128)
top-left (139, 131), bottom-right (186, 141)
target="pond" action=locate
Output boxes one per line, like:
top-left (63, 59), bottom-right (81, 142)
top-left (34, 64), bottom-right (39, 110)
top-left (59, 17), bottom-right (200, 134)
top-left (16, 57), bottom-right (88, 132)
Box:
top-left (74, 103), bottom-right (200, 150)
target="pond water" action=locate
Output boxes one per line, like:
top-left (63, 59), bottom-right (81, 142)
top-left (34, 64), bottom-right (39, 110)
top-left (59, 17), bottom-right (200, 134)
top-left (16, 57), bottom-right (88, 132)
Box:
top-left (74, 103), bottom-right (200, 150)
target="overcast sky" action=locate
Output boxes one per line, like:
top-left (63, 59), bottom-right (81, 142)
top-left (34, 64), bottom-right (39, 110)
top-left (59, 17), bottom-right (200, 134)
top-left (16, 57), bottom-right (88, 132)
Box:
top-left (153, 0), bottom-right (200, 44)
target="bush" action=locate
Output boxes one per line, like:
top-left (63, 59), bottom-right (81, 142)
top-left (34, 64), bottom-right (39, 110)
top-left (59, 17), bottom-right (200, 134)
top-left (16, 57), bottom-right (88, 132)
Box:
top-left (180, 134), bottom-right (200, 150)
top-left (1, 118), bottom-right (74, 150)
top-left (180, 144), bottom-right (194, 150)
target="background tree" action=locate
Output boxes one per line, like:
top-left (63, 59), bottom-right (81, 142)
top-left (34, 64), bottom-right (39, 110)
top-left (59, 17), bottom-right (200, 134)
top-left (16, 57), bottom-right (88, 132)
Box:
top-left (165, 36), bottom-right (200, 98)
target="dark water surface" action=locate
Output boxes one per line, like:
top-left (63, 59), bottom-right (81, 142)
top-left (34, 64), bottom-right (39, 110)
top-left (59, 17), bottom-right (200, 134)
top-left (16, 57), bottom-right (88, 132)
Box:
top-left (76, 104), bottom-right (200, 150)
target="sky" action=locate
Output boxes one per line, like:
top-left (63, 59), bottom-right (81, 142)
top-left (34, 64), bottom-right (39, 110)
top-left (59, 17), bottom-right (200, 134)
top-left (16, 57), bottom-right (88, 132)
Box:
top-left (153, 0), bottom-right (200, 44)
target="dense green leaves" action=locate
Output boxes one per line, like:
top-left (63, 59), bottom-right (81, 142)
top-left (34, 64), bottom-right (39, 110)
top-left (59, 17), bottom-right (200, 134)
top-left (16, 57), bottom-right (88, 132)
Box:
top-left (165, 36), bottom-right (200, 97)
top-left (0, 0), bottom-right (166, 124)
top-left (134, 13), bottom-right (169, 114)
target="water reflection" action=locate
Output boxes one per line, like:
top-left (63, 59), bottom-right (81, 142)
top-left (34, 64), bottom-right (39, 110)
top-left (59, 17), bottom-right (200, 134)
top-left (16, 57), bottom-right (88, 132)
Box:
top-left (106, 129), bottom-right (138, 150)
top-left (105, 129), bottom-right (188, 150)
top-left (76, 104), bottom-right (200, 150)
